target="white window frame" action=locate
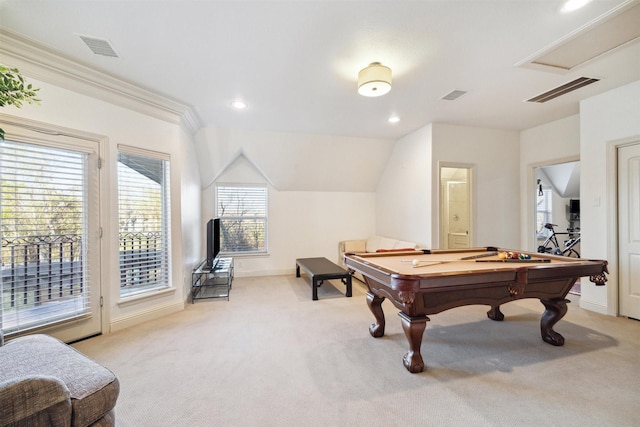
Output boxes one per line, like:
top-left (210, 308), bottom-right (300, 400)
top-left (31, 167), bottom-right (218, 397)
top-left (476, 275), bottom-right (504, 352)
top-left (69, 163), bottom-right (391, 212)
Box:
top-left (536, 187), bottom-right (553, 237)
top-left (215, 184), bottom-right (268, 255)
top-left (117, 146), bottom-right (172, 298)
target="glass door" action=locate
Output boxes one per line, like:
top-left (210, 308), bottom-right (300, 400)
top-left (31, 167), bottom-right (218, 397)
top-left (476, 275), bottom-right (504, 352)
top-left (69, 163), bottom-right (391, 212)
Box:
top-left (1, 132), bottom-right (101, 342)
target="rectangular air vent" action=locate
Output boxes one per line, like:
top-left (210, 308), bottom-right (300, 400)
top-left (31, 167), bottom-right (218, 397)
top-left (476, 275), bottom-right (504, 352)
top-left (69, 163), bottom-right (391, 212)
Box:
top-left (526, 77), bottom-right (599, 103)
top-left (79, 35), bottom-right (119, 58)
top-left (441, 90), bottom-right (467, 101)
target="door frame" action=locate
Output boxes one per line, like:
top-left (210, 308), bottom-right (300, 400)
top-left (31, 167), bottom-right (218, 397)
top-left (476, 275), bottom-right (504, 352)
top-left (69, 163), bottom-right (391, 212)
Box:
top-left (438, 162), bottom-right (475, 249)
top-left (526, 156), bottom-right (579, 252)
top-left (0, 115), bottom-right (108, 341)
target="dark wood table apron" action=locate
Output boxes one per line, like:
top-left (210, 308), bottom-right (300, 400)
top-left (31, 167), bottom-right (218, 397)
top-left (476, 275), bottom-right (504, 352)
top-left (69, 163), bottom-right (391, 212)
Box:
top-left (344, 248), bottom-right (608, 373)
top-left (296, 257), bottom-right (353, 300)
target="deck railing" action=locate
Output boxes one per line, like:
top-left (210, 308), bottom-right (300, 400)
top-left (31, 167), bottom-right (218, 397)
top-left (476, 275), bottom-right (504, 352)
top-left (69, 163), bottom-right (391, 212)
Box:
top-left (1, 234), bottom-right (84, 310)
top-left (119, 231), bottom-right (164, 294)
top-left (1, 232), bottom-right (161, 310)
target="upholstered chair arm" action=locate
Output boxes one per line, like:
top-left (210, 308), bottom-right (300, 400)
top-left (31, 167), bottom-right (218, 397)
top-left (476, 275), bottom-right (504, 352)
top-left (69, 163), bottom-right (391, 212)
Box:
top-left (339, 240), bottom-right (367, 253)
top-left (338, 239), bottom-right (367, 266)
top-left (0, 375), bottom-right (72, 426)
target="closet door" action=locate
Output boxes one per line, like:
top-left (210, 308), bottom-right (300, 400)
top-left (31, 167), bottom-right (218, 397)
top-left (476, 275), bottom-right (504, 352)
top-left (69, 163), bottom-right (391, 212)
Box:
top-left (618, 142), bottom-right (640, 320)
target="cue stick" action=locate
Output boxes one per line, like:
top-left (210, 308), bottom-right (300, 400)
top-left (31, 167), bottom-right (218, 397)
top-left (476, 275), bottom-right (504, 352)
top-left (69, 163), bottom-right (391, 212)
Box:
top-left (400, 251), bottom-right (498, 263)
top-left (475, 259), bottom-right (551, 263)
top-left (409, 258), bottom-right (551, 268)
top-left (398, 251), bottom-right (550, 268)
top-left (461, 251), bottom-right (498, 259)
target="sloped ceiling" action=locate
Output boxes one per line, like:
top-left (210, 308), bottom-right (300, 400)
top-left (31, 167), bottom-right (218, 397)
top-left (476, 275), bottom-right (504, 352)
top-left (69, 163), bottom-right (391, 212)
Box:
top-left (195, 126), bottom-right (395, 192)
top-left (539, 161), bottom-right (581, 198)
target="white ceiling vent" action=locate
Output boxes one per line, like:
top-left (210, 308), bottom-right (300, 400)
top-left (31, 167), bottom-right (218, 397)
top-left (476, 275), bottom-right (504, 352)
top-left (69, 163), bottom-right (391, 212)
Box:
top-left (441, 90), bottom-right (467, 101)
top-left (526, 77), bottom-right (600, 103)
top-left (79, 35), bottom-right (119, 58)
top-left (518, 2), bottom-right (640, 72)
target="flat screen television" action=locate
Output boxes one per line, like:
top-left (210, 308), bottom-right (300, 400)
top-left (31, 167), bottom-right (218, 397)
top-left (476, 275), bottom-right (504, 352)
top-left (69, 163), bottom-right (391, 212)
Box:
top-left (569, 199), bottom-right (580, 215)
top-left (206, 218), bottom-right (221, 268)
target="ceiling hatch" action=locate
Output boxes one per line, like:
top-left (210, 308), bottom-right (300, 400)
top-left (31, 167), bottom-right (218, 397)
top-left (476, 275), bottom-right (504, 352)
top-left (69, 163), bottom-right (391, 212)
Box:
top-left (518, 2), bottom-right (640, 72)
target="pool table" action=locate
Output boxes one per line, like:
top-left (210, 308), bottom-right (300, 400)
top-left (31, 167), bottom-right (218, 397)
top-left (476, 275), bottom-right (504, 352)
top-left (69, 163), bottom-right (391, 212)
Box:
top-left (343, 247), bottom-right (608, 373)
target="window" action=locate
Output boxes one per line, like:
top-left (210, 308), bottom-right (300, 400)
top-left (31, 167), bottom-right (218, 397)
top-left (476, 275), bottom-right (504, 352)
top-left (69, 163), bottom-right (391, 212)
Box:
top-left (536, 187), bottom-right (552, 236)
top-left (117, 148), bottom-right (171, 297)
top-left (216, 185), bottom-right (267, 254)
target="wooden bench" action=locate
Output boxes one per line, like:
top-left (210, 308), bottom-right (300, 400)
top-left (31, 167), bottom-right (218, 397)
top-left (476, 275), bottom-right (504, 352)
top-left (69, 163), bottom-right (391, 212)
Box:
top-left (295, 257), bottom-right (352, 300)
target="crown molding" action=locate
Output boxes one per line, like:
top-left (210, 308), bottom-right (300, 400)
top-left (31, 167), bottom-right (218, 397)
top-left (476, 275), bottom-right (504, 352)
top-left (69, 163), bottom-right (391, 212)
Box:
top-left (0, 28), bottom-right (201, 133)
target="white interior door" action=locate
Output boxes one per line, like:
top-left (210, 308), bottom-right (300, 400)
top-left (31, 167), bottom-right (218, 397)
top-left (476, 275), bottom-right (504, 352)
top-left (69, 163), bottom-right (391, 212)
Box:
top-left (618, 143), bottom-right (640, 319)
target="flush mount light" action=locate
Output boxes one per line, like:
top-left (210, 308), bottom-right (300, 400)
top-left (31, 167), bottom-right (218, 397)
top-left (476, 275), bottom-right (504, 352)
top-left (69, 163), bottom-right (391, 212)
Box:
top-left (388, 116), bottom-right (400, 124)
top-left (358, 62), bottom-right (392, 97)
top-left (231, 100), bottom-right (247, 109)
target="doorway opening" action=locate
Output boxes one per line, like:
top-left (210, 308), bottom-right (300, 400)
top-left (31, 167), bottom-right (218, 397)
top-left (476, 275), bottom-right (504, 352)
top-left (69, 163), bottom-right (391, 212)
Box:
top-left (439, 165), bottom-right (473, 249)
top-left (534, 160), bottom-right (581, 294)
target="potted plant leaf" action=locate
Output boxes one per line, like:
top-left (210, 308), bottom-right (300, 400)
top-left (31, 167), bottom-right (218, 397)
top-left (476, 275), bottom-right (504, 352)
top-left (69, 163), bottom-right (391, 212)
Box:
top-left (0, 65), bottom-right (41, 139)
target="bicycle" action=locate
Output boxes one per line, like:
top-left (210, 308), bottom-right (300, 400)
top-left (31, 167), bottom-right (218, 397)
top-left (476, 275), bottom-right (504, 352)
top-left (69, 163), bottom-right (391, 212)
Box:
top-left (537, 223), bottom-right (581, 257)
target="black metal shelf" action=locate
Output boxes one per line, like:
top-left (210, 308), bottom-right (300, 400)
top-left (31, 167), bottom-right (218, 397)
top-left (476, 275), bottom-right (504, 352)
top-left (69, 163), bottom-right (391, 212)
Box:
top-left (191, 257), bottom-right (234, 302)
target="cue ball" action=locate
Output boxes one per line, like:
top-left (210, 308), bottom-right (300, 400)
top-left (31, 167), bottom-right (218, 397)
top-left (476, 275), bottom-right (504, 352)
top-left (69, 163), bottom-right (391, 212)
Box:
top-left (412, 259), bottom-right (420, 267)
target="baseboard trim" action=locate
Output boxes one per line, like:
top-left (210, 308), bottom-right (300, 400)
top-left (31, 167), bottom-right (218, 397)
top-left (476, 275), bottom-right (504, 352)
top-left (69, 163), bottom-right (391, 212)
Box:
top-left (579, 298), bottom-right (608, 315)
top-left (110, 301), bottom-right (184, 332)
top-left (235, 269), bottom-right (294, 278)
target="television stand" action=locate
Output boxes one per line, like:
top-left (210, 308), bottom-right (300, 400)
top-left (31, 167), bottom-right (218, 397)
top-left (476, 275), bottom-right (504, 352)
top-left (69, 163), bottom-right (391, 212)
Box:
top-left (191, 257), bottom-right (234, 302)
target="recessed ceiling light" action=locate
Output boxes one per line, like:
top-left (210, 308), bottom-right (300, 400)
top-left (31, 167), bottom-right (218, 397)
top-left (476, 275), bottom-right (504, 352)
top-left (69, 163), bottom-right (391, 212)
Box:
top-left (388, 116), bottom-right (400, 124)
top-left (231, 100), bottom-right (247, 109)
top-left (561, 0), bottom-right (591, 13)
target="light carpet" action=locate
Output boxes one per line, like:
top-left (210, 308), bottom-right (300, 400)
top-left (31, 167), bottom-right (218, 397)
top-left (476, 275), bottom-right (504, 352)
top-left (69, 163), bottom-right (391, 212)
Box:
top-left (73, 275), bottom-right (640, 427)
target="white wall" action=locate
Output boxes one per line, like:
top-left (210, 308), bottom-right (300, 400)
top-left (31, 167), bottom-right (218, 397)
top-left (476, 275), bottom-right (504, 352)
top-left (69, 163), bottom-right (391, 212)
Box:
top-left (2, 79), bottom-right (202, 333)
top-left (376, 125), bottom-right (433, 247)
top-left (580, 80), bottom-right (640, 315)
top-left (431, 124), bottom-right (520, 248)
top-left (376, 123), bottom-right (519, 249)
top-left (376, 123), bottom-right (520, 248)
top-left (195, 126), bottom-right (384, 274)
top-left (519, 115), bottom-right (580, 251)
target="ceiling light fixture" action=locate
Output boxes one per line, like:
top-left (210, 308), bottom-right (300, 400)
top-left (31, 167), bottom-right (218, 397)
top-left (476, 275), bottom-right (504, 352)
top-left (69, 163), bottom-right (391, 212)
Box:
top-left (388, 116), bottom-right (400, 124)
top-left (358, 62), bottom-right (392, 97)
top-left (231, 100), bottom-right (247, 109)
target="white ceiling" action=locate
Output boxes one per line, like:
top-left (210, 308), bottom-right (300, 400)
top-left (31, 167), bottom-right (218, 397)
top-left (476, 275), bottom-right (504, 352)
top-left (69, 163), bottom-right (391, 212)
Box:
top-left (1, 0), bottom-right (639, 140)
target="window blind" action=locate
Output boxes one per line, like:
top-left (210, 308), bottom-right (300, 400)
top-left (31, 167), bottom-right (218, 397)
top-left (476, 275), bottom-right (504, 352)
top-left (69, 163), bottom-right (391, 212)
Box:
top-left (216, 185), bottom-right (267, 253)
top-left (1, 140), bottom-right (91, 333)
top-left (117, 151), bottom-right (171, 296)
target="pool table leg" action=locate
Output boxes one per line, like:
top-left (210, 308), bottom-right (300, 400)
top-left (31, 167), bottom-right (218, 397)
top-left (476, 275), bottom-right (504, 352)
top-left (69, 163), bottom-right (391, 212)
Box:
top-left (540, 298), bottom-right (569, 346)
top-left (366, 291), bottom-right (386, 337)
top-left (398, 312), bottom-right (429, 373)
top-left (487, 305), bottom-right (505, 321)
